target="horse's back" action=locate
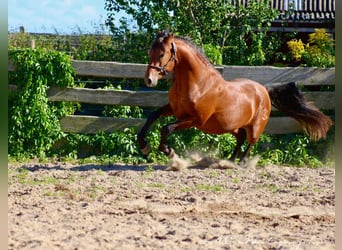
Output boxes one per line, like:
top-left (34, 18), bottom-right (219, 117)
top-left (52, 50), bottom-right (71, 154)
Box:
top-left (197, 77), bottom-right (271, 135)
top-left (224, 78), bottom-right (270, 105)
top-left (227, 78), bottom-right (267, 90)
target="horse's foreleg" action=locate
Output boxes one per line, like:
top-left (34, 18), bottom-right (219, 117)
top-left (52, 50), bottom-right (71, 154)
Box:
top-left (137, 104), bottom-right (173, 155)
top-left (158, 119), bottom-right (194, 157)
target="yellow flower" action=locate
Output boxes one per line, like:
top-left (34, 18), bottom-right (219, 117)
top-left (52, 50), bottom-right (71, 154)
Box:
top-left (287, 39), bottom-right (305, 61)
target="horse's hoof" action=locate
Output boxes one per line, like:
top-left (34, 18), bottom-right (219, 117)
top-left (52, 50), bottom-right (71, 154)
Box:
top-left (140, 144), bottom-right (150, 155)
top-left (168, 148), bottom-right (175, 158)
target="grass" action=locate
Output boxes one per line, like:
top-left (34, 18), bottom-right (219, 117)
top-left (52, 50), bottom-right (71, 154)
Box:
top-left (267, 184), bottom-right (280, 193)
top-left (196, 184), bottom-right (224, 192)
top-left (180, 186), bottom-right (192, 193)
top-left (232, 177), bottom-right (239, 184)
top-left (225, 169), bottom-right (234, 177)
top-left (147, 183), bottom-right (165, 188)
top-left (208, 171), bottom-right (219, 178)
top-left (144, 165), bottom-right (154, 177)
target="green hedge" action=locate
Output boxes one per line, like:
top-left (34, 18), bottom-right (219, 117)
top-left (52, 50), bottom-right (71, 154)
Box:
top-left (8, 49), bottom-right (77, 158)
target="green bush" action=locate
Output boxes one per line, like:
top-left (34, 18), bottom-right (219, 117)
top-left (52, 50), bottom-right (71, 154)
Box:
top-left (301, 46), bottom-right (335, 67)
top-left (8, 49), bottom-right (77, 158)
top-left (203, 44), bottom-right (222, 65)
top-left (287, 29), bottom-right (335, 67)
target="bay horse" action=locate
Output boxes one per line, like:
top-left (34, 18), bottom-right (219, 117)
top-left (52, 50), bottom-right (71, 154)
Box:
top-left (137, 31), bottom-right (333, 164)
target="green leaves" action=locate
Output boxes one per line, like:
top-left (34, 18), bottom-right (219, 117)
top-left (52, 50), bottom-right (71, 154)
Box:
top-left (8, 49), bottom-right (76, 158)
top-left (104, 0), bottom-right (278, 65)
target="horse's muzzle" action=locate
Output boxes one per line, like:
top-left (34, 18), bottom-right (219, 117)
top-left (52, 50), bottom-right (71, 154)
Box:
top-left (144, 73), bottom-right (159, 87)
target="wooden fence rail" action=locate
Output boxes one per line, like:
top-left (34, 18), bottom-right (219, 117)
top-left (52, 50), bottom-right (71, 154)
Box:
top-left (8, 60), bottom-right (335, 135)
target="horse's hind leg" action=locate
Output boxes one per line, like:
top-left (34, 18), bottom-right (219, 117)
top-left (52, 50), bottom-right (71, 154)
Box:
top-left (239, 115), bottom-right (269, 165)
top-left (239, 142), bottom-right (255, 165)
top-left (229, 128), bottom-right (246, 162)
top-left (137, 104), bottom-right (173, 155)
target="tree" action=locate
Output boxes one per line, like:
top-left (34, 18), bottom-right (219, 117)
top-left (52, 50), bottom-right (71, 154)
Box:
top-left (105, 0), bottom-right (278, 65)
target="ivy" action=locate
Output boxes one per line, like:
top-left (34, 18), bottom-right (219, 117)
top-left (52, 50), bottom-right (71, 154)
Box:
top-left (8, 49), bottom-right (77, 158)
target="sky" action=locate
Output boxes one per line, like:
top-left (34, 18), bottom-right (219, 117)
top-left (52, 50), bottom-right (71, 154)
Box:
top-left (8, 0), bottom-right (112, 34)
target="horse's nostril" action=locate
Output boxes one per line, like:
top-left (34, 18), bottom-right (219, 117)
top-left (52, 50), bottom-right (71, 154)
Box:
top-left (148, 78), bottom-right (152, 84)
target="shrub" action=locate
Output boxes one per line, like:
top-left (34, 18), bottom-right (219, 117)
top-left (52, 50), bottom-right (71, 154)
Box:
top-left (8, 49), bottom-right (77, 158)
top-left (287, 39), bottom-right (305, 61)
top-left (287, 29), bottom-right (335, 67)
top-left (203, 44), bottom-right (222, 65)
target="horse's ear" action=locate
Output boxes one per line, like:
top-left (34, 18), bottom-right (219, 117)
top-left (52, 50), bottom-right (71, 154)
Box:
top-left (165, 33), bottom-right (174, 43)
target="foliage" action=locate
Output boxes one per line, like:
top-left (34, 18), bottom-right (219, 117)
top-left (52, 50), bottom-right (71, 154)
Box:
top-left (133, 123), bottom-right (333, 167)
top-left (202, 44), bottom-right (222, 65)
top-left (287, 29), bottom-right (335, 67)
top-left (287, 39), bottom-right (305, 61)
top-left (102, 85), bottom-right (144, 118)
top-left (8, 31), bottom-right (118, 61)
top-left (302, 46), bottom-right (335, 68)
top-left (8, 49), bottom-right (77, 158)
top-left (255, 134), bottom-right (327, 167)
top-left (308, 28), bottom-right (335, 54)
top-left (110, 30), bottom-right (152, 63)
top-left (105, 0), bottom-right (278, 65)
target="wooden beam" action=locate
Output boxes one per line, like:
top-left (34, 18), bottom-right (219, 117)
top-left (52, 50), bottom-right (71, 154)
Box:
top-left (303, 92), bottom-right (335, 110)
top-left (9, 84), bottom-right (334, 110)
top-left (60, 115), bottom-right (146, 134)
top-left (46, 87), bottom-right (333, 110)
top-left (71, 60), bottom-right (149, 79)
top-left (71, 60), bottom-right (223, 79)
top-left (9, 60), bottom-right (334, 85)
top-left (47, 87), bottom-right (168, 107)
top-left (264, 117), bottom-right (302, 134)
top-left (60, 115), bottom-right (304, 135)
top-left (223, 66), bottom-right (335, 86)
top-left (269, 27), bottom-right (335, 33)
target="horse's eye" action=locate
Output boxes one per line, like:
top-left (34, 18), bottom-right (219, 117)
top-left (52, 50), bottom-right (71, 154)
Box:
top-left (159, 54), bottom-right (164, 59)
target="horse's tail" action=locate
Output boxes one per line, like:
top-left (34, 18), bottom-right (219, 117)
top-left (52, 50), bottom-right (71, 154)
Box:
top-left (266, 82), bottom-right (333, 141)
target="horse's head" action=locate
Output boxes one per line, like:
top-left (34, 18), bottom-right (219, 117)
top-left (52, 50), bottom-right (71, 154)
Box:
top-left (145, 31), bottom-right (177, 87)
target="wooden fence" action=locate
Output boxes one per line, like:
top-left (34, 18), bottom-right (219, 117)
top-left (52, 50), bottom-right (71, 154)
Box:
top-left (8, 60), bottom-right (335, 135)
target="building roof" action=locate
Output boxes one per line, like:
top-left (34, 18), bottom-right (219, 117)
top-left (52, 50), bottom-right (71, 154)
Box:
top-left (276, 10), bottom-right (335, 22)
top-left (232, 0), bottom-right (335, 22)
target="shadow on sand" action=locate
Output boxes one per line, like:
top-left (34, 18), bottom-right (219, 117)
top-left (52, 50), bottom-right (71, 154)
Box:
top-left (15, 163), bottom-right (168, 172)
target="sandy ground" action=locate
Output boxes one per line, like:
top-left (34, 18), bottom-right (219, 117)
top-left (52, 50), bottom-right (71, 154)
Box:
top-left (8, 157), bottom-right (335, 250)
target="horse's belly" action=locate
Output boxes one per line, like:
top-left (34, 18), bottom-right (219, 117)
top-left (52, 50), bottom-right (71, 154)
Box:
top-left (196, 115), bottom-right (237, 134)
top-left (197, 125), bottom-right (229, 135)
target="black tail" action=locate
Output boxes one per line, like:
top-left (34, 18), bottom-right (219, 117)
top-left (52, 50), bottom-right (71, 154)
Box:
top-left (267, 82), bottom-right (333, 141)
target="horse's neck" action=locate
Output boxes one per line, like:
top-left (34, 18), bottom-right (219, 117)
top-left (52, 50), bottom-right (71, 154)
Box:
top-left (172, 44), bottom-right (219, 99)
top-left (173, 42), bottom-right (210, 84)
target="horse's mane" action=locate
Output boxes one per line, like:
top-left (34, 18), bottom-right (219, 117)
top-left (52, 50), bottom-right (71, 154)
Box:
top-left (153, 31), bottom-right (211, 66)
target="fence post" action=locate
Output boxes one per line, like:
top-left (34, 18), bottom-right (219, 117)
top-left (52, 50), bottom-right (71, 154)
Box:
top-left (30, 39), bottom-right (35, 49)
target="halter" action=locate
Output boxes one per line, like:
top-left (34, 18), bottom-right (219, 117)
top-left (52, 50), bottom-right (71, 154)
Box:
top-left (148, 41), bottom-right (177, 76)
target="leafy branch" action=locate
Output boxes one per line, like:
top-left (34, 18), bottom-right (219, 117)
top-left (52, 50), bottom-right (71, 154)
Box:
top-left (8, 49), bottom-right (77, 157)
